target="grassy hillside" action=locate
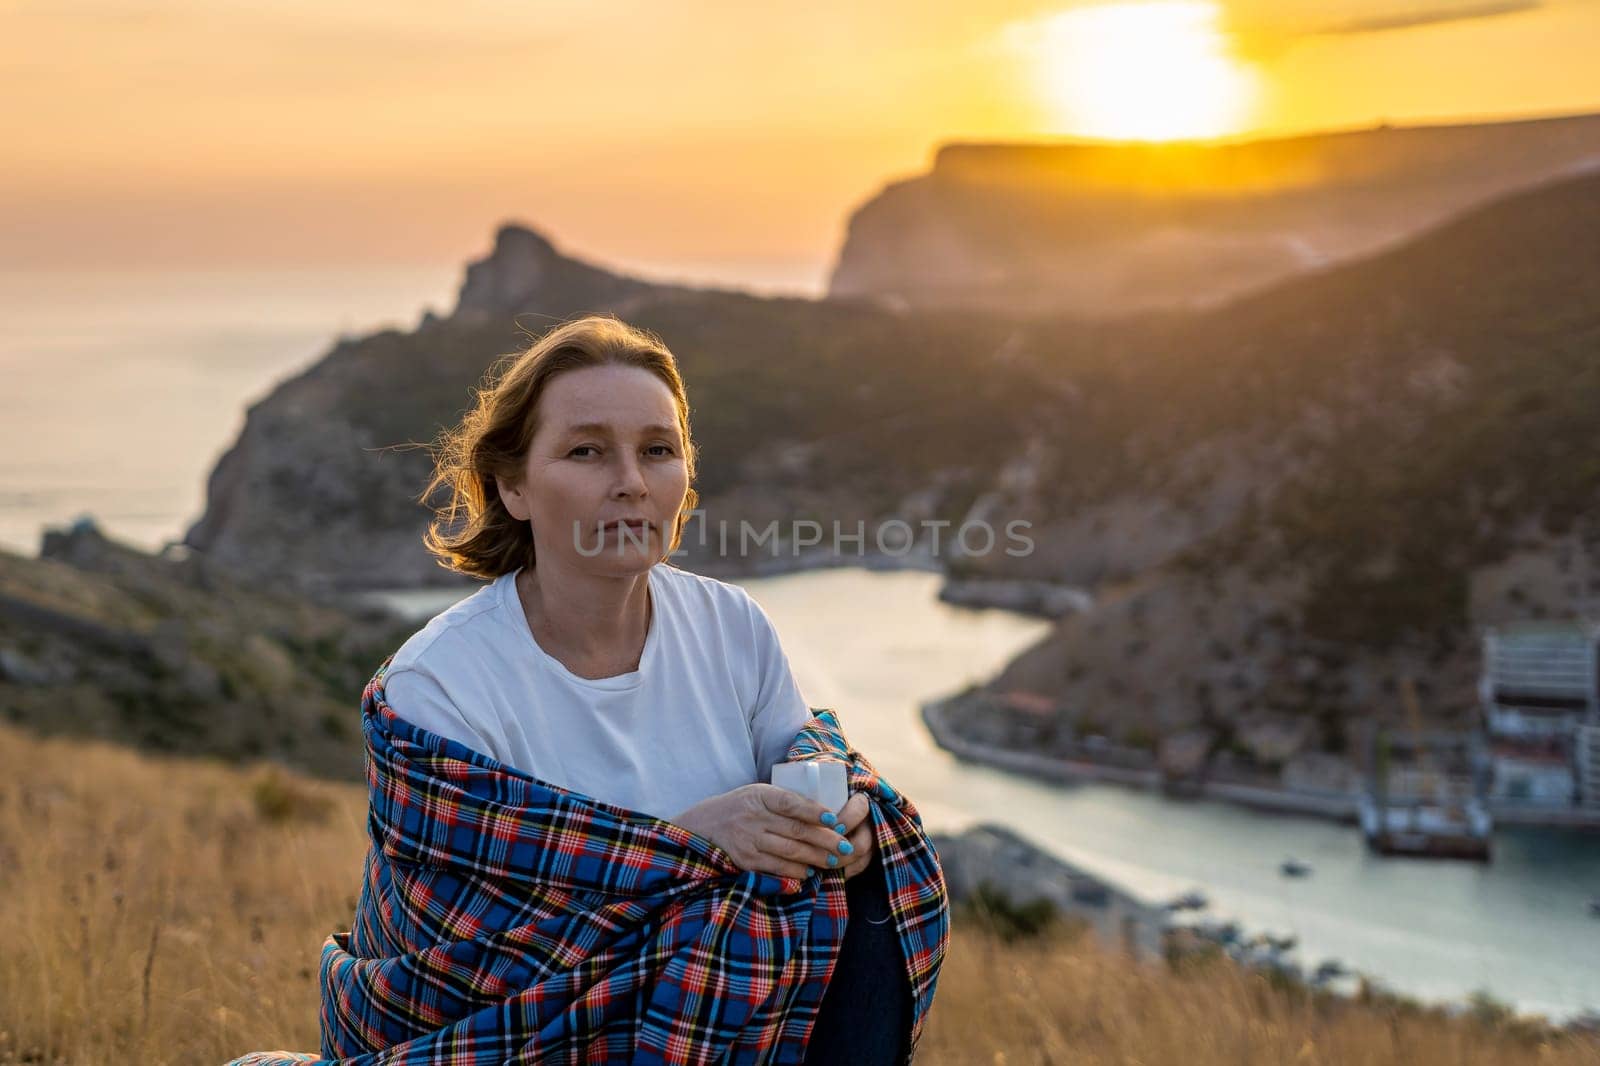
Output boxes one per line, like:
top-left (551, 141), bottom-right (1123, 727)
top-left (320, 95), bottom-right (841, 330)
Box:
top-left (3, 720), bottom-right (1595, 1065)
top-left (977, 169), bottom-right (1600, 750)
top-left (0, 523), bottom-right (412, 780)
top-left (1002, 166), bottom-right (1600, 645)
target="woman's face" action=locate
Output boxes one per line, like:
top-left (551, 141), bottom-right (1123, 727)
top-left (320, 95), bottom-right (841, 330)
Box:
top-left (497, 363), bottom-right (689, 576)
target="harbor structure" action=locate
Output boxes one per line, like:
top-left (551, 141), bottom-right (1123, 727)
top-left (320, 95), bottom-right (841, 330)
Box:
top-left (1359, 677), bottom-right (1492, 860)
top-left (1479, 620), bottom-right (1600, 812)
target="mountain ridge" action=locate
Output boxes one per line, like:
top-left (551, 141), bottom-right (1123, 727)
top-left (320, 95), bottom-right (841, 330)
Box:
top-left (827, 109), bottom-right (1600, 317)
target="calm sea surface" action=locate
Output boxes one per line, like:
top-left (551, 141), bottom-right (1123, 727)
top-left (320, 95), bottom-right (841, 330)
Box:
top-left (0, 264), bottom-right (460, 555)
top-left (4, 266), bottom-right (1597, 1022)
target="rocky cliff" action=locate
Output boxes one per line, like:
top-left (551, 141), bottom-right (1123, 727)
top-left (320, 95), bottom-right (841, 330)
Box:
top-left (179, 166), bottom-right (1600, 755)
top-left (827, 110), bottom-right (1600, 317)
top-left (182, 223), bottom-right (1064, 593)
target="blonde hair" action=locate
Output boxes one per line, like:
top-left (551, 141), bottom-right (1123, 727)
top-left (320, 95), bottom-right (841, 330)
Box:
top-left (419, 313), bottom-right (700, 580)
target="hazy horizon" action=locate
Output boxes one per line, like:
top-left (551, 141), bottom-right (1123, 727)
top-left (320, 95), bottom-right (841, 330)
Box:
top-left (5, 0), bottom-right (1599, 292)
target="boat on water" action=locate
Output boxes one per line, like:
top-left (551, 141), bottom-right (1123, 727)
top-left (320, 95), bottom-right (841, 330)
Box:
top-left (1359, 677), bottom-right (1495, 862)
top-left (1279, 857), bottom-right (1312, 878)
top-left (1358, 795), bottom-right (1494, 860)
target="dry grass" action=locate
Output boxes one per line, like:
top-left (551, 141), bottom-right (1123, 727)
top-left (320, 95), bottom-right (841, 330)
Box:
top-left (1, 720), bottom-right (1596, 1066)
top-left (927, 918), bottom-right (1600, 1065)
top-left (0, 722), bottom-right (364, 1064)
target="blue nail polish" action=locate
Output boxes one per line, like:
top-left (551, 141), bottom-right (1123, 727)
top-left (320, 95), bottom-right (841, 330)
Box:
top-left (827, 855), bottom-right (838, 867)
top-left (834, 824), bottom-right (847, 835)
top-left (838, 840), bottom-right (853, 854)
top-left (805, 867), bottom-right (814, 877)
top-left (820, 812), bottom-right (836, 826)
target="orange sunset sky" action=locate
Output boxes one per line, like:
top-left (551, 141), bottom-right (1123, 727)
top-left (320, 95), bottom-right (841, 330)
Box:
top-left (4, 0), bottom-right (1599, 291)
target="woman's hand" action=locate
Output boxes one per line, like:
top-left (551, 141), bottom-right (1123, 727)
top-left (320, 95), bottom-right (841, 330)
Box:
top-left (672, 783), bottom-right (862, 881)
top-left (832, 791), bottom-right (877, 881)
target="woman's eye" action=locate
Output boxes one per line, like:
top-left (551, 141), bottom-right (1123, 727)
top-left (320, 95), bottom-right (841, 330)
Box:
top-left (568, 444), bottom-right (673, 458)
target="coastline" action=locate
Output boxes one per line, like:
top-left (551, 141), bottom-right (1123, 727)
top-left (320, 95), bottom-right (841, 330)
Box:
top-left (923, 690), bottom-right (1600, 831)
top-left (935, 822), bottom-right (1600, 1032)
top-left (921, 691), bottom-right (1363, 825)
top-left (930, 822), bottom-right (1172, 961)
top-left (932, 821), bottom-right (1367, 998)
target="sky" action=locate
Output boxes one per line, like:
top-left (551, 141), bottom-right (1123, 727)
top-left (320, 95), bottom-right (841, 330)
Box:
top-left (4, 0), bottom-right (1599, 292)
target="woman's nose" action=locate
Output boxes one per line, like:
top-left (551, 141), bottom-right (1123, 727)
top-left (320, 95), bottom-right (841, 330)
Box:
top-left (611, 454), bottom-right (648, 494)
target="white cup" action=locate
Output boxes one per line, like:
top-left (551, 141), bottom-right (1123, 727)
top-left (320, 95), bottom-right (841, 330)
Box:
top-left (771, 759), bottom-right (848, 815)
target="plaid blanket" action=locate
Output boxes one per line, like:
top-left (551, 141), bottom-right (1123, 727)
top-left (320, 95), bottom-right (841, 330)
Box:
top-left (225, 656), bottom-right (949, 1065)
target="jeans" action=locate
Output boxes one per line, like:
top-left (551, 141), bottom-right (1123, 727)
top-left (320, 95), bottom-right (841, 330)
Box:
top-left (801, 866), bottom-right (913, 1065)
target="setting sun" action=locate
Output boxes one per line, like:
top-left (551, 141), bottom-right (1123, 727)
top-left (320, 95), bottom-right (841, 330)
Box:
top-left (1020, 1), bottom-right (1259, 141)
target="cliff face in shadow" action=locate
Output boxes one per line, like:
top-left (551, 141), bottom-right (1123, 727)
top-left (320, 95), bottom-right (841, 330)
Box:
top-left (827, 111), bottom-right (1600, 318)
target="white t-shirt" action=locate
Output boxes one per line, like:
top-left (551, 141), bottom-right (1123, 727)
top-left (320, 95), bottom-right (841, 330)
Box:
top-left (381, 561), bottom-right (814, 823)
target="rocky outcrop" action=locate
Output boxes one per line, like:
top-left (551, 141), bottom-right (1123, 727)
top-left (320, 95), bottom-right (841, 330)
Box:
top-left (182, 224), bottom-right (718, 594)
top-left (1, 520), bottom-right (413, 780)
top-left (930, 822), bottom-right (1168, 958)
top-left (453, 223), bottom-right (719, 321)
top-left (828, 111), bottom-right (1600, 317)
top-left (936, 577), bottom-right (1091, 618)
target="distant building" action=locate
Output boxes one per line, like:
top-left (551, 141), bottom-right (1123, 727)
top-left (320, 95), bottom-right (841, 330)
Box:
top-left (1488, 738), bottom-right (1578, 804)
top-left (1479, 620), bottom-right (1600, 810)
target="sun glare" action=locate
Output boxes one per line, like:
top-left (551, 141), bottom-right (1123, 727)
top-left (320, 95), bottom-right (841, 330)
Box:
top-left (1018, 2), bottom-right (1258, 141)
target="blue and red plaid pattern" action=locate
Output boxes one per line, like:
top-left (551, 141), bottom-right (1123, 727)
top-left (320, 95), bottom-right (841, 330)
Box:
top-left (225, 654), bottom-right (949, 1065)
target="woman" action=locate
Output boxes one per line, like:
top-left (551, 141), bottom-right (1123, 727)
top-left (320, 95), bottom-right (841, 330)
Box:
top-left (384, 313), bottom-right (917, 1063)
